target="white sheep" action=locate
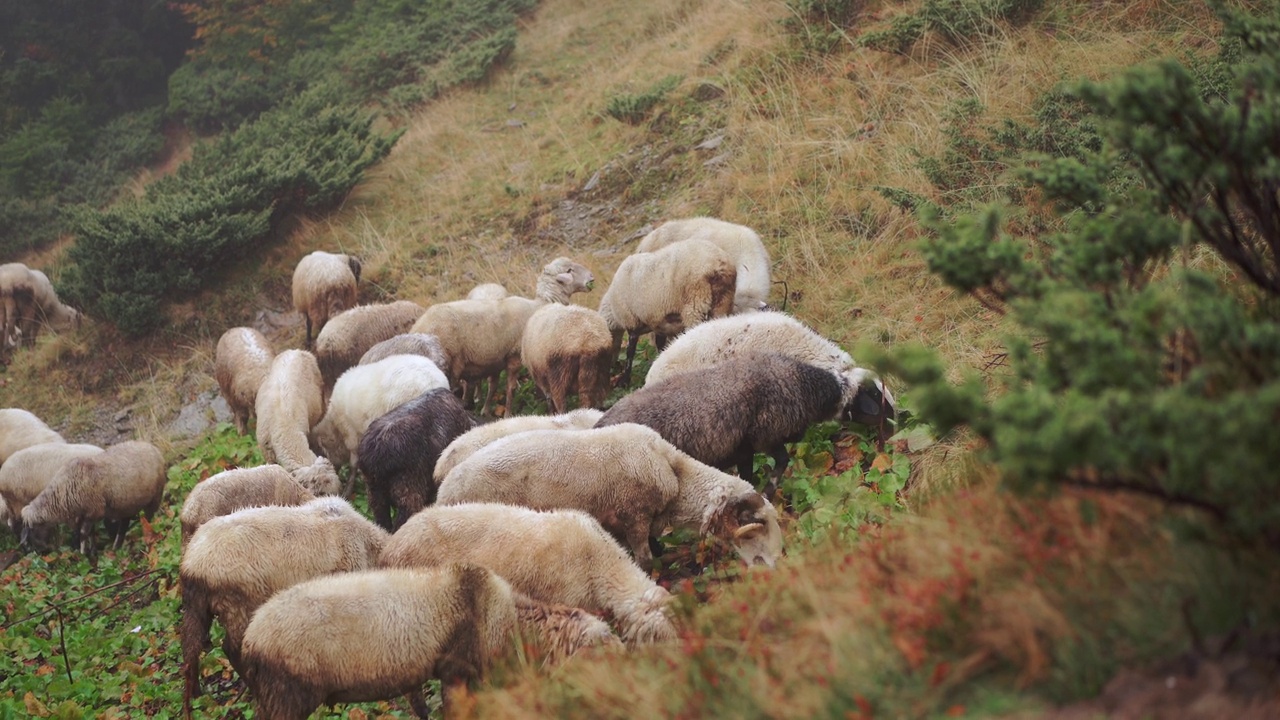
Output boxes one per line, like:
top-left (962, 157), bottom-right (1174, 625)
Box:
top-left (644, 312), bottom-right (895, 428)
top-left (0, 408), bottom-right (65, 466)
top-left (20, 440), bottom-right (166, 556)
top-left (291, 250), bottom-right (362, 348)
top-left (237, 565), bottom-right (518, 719)
top-left (410, 257), bottom-right (594, 415)
top-left (436, 423), bottom-right (783, 569)
top-left (253, 349), bottom-right (341, 496)
top-left (466, 283), bottom-right (509, 300)
top-left (520, 304), bottom-right (613, 413)
top-left (310, 354), bottom-right (449, 487)
top-left (214, 327), bottom-right (275, 434)
top-left (637, 217), bottom-right (772, 314)
top-left (357, 332), bottom-right (450, 373)
top-left (432, 408), bottom-right (603, 484)
top-left (0, 264), bottom-right (81, 361)
top-left (313, 300), bottom-right (425, 394)
top-left (381, 503), bottom-right (677, 646)
top-left (597, 238), bottom-right (737, 386)
top-left (0, 442), bottom-right (102, 539)
top-left (178, 464), bottom-right (315, 546)
top-left (180, 496), bottom-right (389, 714)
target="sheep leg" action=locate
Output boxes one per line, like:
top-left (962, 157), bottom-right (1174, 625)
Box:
top-left (368, 483), bottom-right (394, 531)
top-left (654, 332), bottom-right (669, 351)
top-left (303, 313), bottom-right (313, 349)
top-left (768, 444), bottom-right (792, 498)
top-left (113, 518), bottom-right (133, 549)
top-left (733, 445), bottom-right (757, 486)
top-left (406, 688), bottom-right (432, 719)
top-left (627, 522), bottom-right (654, 570)
top-left (618, 332), bottom-right (640, 388)
top-left (504, 357), bottom-right (522, 417)
top-left (78, 518), bottom-right (97, 558)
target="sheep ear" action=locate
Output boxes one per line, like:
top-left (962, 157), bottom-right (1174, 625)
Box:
top-left (732, 491), bottom-right (766, 525)
top-left (555, 271), bottom-right (574, 286)
top-left (348, 256), bottom-right (363, 283)
top-left (734, 523), bottom-right (764, 540)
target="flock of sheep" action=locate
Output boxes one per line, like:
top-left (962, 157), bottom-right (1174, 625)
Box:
top-left (0, 217), bottom-right (896, 719)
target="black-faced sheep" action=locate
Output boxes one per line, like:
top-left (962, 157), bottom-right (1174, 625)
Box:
top-left (313, 300), bottom-right (426, 394)
top-left (0, 442), bottom-right (102, 540)
top-left (436, 424), bottom-right (783, 570)
top-left (178, 464), bottom-right (314, 547)
top-left (356, 388), bottom-right (477, 531)
top-left (380, 503), bottom-right (677, 645)
top-left (253, 349), bottom-right (341, 496)
top-left (597, 238), bottom-right (737, 387)
top-left (410, 257), bottom-right (595, 416)
top-left (20, 440), bottom-right (166, 556)
top-left (599, 352), bottom-right (891, 494)
top-left (637, 217), bottom-right (772, 314)
top-left (214, 327), bottom-right (275, 434)
top-left (291, 250), bottom-right (362, 348)
top-left (521, 304), bottom-right (612, 413)
top-left (238, 565), bottom-right (517, 720)
top-left (357, 332), bottom-right (449, 372)
top-left (180, 496), bottom-right (389, 714)
top-left (431, 408), bottom-right (603, 484)
top-left (0, 408), bottom-right (65, 466)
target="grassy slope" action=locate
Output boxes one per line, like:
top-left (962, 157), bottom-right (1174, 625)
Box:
top-left (2, 0), bottom-right (1271, 717)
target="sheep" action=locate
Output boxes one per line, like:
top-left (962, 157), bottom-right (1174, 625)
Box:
top-left (313, 300), bottom-right (426, 394)
top-left (466, 283), bottom-right (508, 300)
top-left (0, 264), bottom-right (80, 361)
top-left (432, 408), bottom-right (603, 484)
top-left (642, 312), bottom-right (896, 436)
top-left (0, 442), bottom-right (102, 540)
top-left (237, 565), bottom-right (518, 719)
top-left (598, 352), bottom-right (890, 495)
top-left (311, 354), bottom-right (449, 493)
top-left (381, 503), bottom-right (677, 645)
top-left (20, 441), bottom-right (165, 556)
top-left (253, 349), bottom-right (341, 496)
top-left (291, 250), bottom-right (362, 348)
top-left (597, 238), bottom-right (737, 387)
top-left (180, 496), bottom-right (389, 714)
top-left (410, 257), bottom-right (595, 416)
top-left (520, 304), bottom-right (612, 413)
top-left (178, 464), bottom-right (314, 547)
top-left (512, 595), bottom-right (623, 668)
top-left (637, 217), bottom-right (772, 314)
top-left (214, 327), bottom-right (275, 434)
top-left (0, 408), bottom-right (65, 466)
top-left (436, 423), bottom-right (783, 570)
top-left (357, 388), bottom-right (477, 531)
top-left (357, 332), bottom-right (450, 372)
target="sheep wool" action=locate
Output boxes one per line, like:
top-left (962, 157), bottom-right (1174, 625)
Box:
top-left (512, 595), bottom-right (623, 667)
top-left (20, 440), bottom-right (165, 556)
top-left (0, 408), bottom-right (65, 466)
top-left (179, 464), bottom-right (315, 546)
top-left (214, 327), bottom-right (275, 434)
top-left (436, 423), bottom-right (783, 569)
top-left (0, 442), bottom-right (102, 537)
top-left (381, 503), bottom-right (676, 646)
top-left (432, 408), bottom-right (603, 484)
top-left (291, 250), bottom-right (362, 348)
top-left (253, 349), bottom-right (341, 496)
top-left (238, 565), bottom-right (518, 720)
top-left (637, 217), bottom-right (772, 314)
top-left (314, 300), bottom-right (426, 394)
top-left (521, 304), bottom-right (613, 413)
top-left (180, 496), bottom-right (389, 714)
top-left (466, 283), bottom-right (508, 300)
top-left (357, 332), bottom-right (449, 373)
top-left (0, 264), bottom-right (80, 360)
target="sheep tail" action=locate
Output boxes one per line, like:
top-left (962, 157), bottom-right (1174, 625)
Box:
top-left (180, 579), bottom-right (213, 718)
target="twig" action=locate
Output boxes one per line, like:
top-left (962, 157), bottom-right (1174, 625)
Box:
top-left (1, 568), bottom-right (164, 630)
top-left (53, 606), bottom-right (73, 683)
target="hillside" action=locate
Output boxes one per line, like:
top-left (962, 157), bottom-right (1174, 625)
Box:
top-left (3, 0), bottom-right (1279, 717)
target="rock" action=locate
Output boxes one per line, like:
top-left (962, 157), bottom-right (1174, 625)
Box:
top-left (692, 82), bottom-right (725, 101)
top-left (695, 133), bottom-right (725, 151)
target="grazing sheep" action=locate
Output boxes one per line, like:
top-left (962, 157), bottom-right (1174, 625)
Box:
top-left (311, 354), bottom-right (449, 491)
top-left (0, 442), bottom-right (102, 539)
top-left (357, 388), bottom-right (477, 531)
top-left (314, 300), bottom-right (426, 394)
top-left (410, 257), bottom-right (595, 415)
top-left (598, 238), bottom-right (737, 387)
top-left (214, 327), bottom-right (275, 434)
top-left (0, 264), bottom-right (81, 361)
top-left (291, 251), bottom-right (362, 348)
top-left (436, 423), bottom-right (783, 570)
top-left (599, 352), bottom-right (888, 494)
top-left (432, 408), bottom-right (603, 484)
top-left (253, 350), bottom-right (341, 496)
top-left (467, 283), bottom-right (508, 300)
top-left (0, 408), bottom-right (65, 466)
top-left (643, 312), bottom-right (896, 435)
top-left (357, 332), bottom-right (450, 372)
top-left (179, 464), bottom-right (314, 547)
top-left (20, 441), bottom-right (165, 556)
top-left (180, 496), bottom-right (389, 714)
top-left (238, 565), bottom-right (517, 720)
top-left (521, 304), bottom-right (612, 413)
top-left (512, 595), bottom-right (622, 667)
top-left (637, 217), bottom-right (772, 314)
top-left (381, 503), bottom-right (677, 645)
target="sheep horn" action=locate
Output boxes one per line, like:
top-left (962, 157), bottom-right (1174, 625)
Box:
top-left (734, 522), bottom-right (764, 539)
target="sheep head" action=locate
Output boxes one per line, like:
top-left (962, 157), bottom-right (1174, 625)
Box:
top-left (538, 258), bottom-right (595, 303)
top-left (840, 367), bottom-right (896, 432)
top-left (714, 490), bottom-right (783, 569)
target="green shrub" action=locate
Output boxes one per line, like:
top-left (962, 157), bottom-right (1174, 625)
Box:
top-left (606, 75), bottom-right (684, 124)
top-left (858, 0), bottom-right (1043, 54)
top-left (784, 0), bottom-right (868, 53)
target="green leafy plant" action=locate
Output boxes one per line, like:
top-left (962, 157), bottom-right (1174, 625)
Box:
top-left (605, 75), bottom-right (683, 125)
